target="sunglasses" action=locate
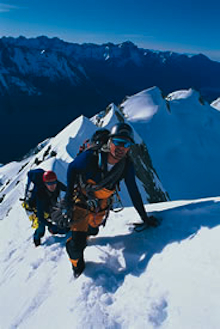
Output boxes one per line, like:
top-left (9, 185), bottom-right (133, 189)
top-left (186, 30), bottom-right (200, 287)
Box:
top-left (45, 181), bottom-right (57, 186)
top-left (111, 138), bottom-right (133, 148)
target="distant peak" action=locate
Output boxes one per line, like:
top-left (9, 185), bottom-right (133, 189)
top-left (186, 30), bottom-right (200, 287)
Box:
top-left (118, 41), bottom-right (137, 48)
top-left (211, 97), bottom-right (220, 111)
top-left (191, 53), bottom-right (210, 62)
top-left (166, 88), bottom-right (205, 105)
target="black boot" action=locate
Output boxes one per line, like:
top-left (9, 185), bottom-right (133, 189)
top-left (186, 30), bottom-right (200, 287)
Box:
top-left (34, 237), bottom-right (41, 247)
top-left (72, 257), bottom-right (85, 278)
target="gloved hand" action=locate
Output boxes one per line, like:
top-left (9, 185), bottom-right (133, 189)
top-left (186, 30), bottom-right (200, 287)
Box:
top-left (133, 215), bottom-right (160, 232)
top-left (21, 200), bottom-right (29, 209)
top-left (144, 215), bottom-right (160, 227)
top-left (21, 199), bottom-right (34, 211)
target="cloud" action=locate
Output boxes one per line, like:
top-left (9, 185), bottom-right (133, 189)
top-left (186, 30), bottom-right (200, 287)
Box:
top-left (0, 3), bottom-right (19, 12)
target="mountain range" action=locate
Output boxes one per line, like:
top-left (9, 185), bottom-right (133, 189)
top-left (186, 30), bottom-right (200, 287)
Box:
top-left (1, 36), bottom-right (220, 163)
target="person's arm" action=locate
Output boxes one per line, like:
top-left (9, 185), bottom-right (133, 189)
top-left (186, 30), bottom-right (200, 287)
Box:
top-left (36, 192), bottom-right (48, 225)
top-left (124, 161), bottom-right (148, 221)
top-left (58, 181), bottom-right (67, 192)
top-left (65, 150), bottom-right (95, 209)
top-left (124, 160), bottom-right (159, 228)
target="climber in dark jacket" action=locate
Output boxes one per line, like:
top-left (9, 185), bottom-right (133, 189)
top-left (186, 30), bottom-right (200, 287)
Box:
top-left (63, 123), bottom-right (159, 277)
top-left (25, 169), bottom-right (68, 246)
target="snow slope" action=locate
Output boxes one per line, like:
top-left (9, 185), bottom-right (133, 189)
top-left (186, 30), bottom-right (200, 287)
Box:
top-left (121, 87), bottom-right (220, 199)
top-left (1, 189), bottom-right (220, 328)
top-left (211, 97), bottom-right (220, 111)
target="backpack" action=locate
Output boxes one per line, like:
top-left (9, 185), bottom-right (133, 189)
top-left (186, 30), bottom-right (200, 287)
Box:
top-left (76, 128), bottom-right (127, 191)
top-left (22, 168), bottom-right (45, 210)
top-left (75, 128), bottom-right (126, 220)
top-left (77, 128), bottom-right (110, 156)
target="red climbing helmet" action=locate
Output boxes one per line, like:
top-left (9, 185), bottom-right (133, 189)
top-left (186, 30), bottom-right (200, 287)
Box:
top-left (43, 170), bottom-right (57, 183)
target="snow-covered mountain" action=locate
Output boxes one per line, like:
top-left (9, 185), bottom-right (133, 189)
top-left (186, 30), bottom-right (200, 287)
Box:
top-left (0, 102), bottom-right (168, 220)
top-left (1, 36), bottom-right (220, 96)
top-left (2, 85), bottom-right (220, 201)
top-left (211, 97), bottom-right (220, 111)
top-left (2, 36), bottom-right (220, 164)
top-left (120, 87), bottom-right (220, 200)
top-left (1, 88), bottom-right (220, 328)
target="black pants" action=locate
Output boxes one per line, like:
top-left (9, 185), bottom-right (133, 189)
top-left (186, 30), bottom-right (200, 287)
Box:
top-left (66, 226), bottom-right (99, 262)
top-left (66, 231), bottom-right (87, 262)
top-left (34, 221), bottom-right (68, 240)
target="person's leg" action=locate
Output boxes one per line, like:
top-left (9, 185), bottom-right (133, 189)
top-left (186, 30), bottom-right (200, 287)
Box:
top-left (33, 222), bottom-right (45, 246)
top-left (65, 205), bottom-right (105, 277)
top-left (48, 223), bottom-right (69, 235)
top-left (66, 231), bottom-right (87, 277)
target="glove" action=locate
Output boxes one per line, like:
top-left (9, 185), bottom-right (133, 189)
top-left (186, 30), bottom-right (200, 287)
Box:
top-left (21, 200), bottom-right (29, 209)
top-left (22, 200), bottom-right (33, 211)
top-left (133, 215), bottom-right (160, 232)
top-left (144, 215), bottom-right (160, 228)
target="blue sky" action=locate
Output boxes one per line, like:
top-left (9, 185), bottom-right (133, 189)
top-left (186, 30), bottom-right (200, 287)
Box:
top-left (0, 0), bottom-right (219, 61)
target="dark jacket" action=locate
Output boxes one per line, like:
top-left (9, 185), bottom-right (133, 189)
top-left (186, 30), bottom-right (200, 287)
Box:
top-left (27, 169), bottom-right (66, 224)
top-left (65, 149), bottom-right (148, 220)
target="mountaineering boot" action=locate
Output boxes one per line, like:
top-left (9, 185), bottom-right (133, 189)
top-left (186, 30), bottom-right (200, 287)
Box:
top-left (72, 257), bottom-right (85, 278)
top-left (34, 237), bottom-right (41, 247)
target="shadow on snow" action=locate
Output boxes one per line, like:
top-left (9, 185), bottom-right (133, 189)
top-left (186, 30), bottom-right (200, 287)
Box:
top-left (83, 199), bottom-right (220, 292)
